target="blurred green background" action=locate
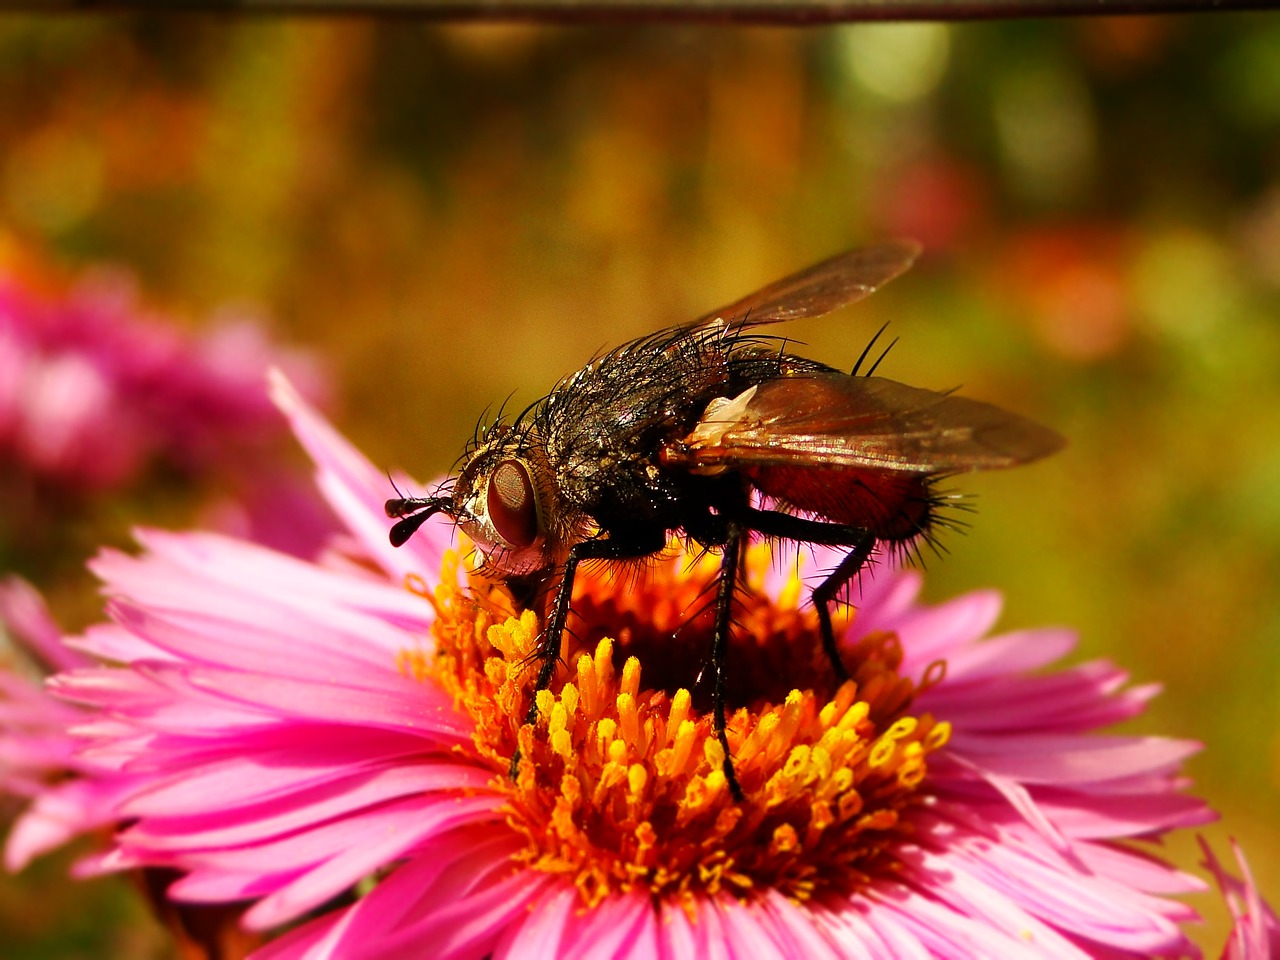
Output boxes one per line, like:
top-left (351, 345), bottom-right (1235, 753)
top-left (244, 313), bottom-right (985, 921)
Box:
top-left (0, 12), bottom-right (1277, 956)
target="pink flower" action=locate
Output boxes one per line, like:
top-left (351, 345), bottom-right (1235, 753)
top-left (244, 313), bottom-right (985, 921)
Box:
top-left (0, 262), bottom-right (325, 492)
top-left (4, 372), bottom-right (1262, 958)
top-left (1201, 838), bottom-right (1280, 959)
top-left (0, 578), bottom-right (130, 870)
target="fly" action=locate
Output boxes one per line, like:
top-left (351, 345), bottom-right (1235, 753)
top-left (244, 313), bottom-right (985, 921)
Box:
top-left (386, 240), bottom-right (1063, 798)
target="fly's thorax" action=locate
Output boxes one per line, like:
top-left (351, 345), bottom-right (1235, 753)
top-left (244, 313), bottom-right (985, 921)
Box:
top-left (675, 386), bottom-right (760, 477)
top-left (451, 426), bottom-right (580, 578)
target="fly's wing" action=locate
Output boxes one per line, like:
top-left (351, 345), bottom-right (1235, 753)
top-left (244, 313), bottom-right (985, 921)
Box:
top-left (668, 374), bottom-right (1065, 475)
top-left (689, 240), bottom-right (922, 332)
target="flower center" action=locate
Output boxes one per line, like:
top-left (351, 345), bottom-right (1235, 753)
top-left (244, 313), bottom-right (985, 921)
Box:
top-left (406, 545), bottom-right (949, 912)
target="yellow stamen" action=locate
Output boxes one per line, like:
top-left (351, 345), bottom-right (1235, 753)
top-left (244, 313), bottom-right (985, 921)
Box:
top-left (419, 544), bottom-right (949, 909)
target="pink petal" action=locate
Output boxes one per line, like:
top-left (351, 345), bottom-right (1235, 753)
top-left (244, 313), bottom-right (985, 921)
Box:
top-left (755, 893), bottom-right (843, 960)
top-left (558, 890), bottom-right (658, 960)
top-left (123, 762), bottom-right (496, 847)
top-left (240, 794), bottom-right (500, 928)
top-left (950, 732), bottom-right (1200, 785)
top-left (253, 834), bottom-right (546, 960)
top-left (270, 370), bottom-right (446, 585)
top-left (105, 600), bottom-right (418, 681)
top-left (933, 626), bottom-right (1077, 681)
top-left (492, 883), bottom-right (579, 958)
top-left (1200, 837), bottom-right (1280, 959)
top-left (0, 577), bottom-right (90, 671)
top-left (170, 662), bottom-right (469, 738)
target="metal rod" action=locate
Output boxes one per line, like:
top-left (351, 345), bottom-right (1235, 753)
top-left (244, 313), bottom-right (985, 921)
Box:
top-left (0, 0), bottom-right (1270, 22)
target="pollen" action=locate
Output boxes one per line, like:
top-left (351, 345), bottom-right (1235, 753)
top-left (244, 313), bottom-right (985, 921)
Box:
top-left (420, 545), bottom-right (949, 911)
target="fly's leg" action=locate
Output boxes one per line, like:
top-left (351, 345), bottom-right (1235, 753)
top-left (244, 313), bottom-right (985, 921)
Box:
top-left (809, 531), bottom-right (878, 683)
top-left (509, 531), bottom-right (665, 782)
top-left (680, 500), bottom-right (751, 801)
top-left (710, 523), bottom-right (746, 802)
top-left (737, 507), bottom-right (877, 683)
top-left (685, 503), bottom-right (877, 801)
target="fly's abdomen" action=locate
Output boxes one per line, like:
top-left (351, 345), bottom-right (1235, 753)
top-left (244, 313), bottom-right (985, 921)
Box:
top-left (745, 464), bottom-right (933, 541)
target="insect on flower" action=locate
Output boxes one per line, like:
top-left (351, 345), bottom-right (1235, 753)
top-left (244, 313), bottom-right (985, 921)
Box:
top-left (386, 240), bottom-right (1064, 798)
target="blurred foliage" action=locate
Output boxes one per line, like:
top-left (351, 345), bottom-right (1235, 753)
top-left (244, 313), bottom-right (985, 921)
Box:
top-left (0, 11), bottom-right (1278, 956)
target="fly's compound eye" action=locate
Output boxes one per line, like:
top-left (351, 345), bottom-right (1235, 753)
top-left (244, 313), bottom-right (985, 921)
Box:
top-left (487, 458), bottom-right (540, 548)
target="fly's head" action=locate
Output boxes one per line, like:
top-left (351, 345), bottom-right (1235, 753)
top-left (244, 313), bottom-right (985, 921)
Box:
top-left (386, 424), bottom-right (570, 581)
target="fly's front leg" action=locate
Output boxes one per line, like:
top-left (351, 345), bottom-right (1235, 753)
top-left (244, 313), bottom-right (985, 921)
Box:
top-left (711, 523), bottom-right (746, 801)
top-left (509, 530), bottom-right (665, 782)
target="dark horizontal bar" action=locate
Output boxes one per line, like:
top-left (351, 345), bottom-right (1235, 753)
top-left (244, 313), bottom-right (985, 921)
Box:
top-left (0, 0), bottom-right (1271, 22)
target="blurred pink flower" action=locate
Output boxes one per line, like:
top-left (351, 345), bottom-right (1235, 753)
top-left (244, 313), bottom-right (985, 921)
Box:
top-left (1201, 838), bottom-right (1280, 959)
top-left (197, 466), bottom-right (345, 564)
top-left (871, 157), bottom-right (988, 253)
top-left (2, 373), bottom-right (1266, 958)
top-left (0, 263), bottom-right (325, 492)
top-left (0, 578), bottom-right (130, 869)
top-left (994, 224), bottom-right (1134, 362)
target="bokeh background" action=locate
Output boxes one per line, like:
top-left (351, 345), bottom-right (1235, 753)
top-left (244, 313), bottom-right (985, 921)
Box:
top-left (0, 11), bottom-right (1277, 956)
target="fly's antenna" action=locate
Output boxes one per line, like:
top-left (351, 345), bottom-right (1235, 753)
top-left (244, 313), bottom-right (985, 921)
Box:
top-left (386, 499), bottom-right (456, 547)
top-left (385, 478), bottom-right (459, 547)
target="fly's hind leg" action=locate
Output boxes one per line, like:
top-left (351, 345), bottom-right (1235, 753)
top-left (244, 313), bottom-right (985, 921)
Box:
top-left (689, 505), bottom-right (877, 801)
top-left (808, 531), bottom-right (878, 683)
top-left (738, 506), bottom-right (878, 684)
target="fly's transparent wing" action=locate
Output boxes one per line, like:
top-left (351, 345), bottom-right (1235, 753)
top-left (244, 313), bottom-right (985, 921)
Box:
top-left (689, 240), bottom-right (921, 331)
top-left (670, 374), bottom-right (1064, 475)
